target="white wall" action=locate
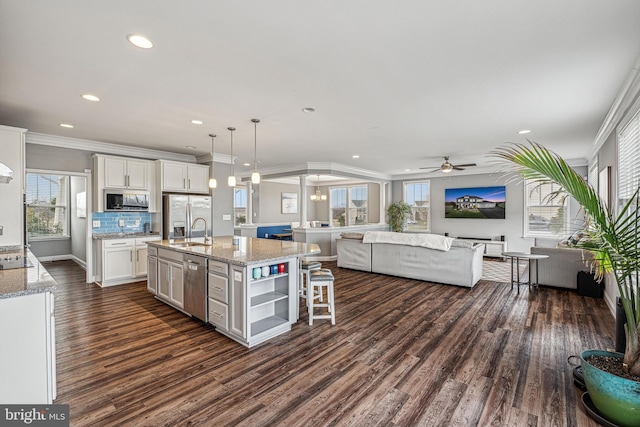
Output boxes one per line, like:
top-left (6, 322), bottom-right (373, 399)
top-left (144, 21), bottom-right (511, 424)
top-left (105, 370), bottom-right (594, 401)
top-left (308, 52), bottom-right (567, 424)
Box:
top-left (70, 176), bottom-right (87, 262)
top-left (0, 126), bottom-right (25, 247)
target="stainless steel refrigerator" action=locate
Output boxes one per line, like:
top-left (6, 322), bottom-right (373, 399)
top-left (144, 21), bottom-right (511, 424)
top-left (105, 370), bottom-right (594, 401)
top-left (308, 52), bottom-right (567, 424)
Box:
top-left (162, 194), bottom-right (212, 240)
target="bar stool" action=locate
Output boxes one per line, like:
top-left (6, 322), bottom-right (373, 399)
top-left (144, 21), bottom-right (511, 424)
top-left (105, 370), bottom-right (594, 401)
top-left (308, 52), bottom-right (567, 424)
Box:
top-left (308, 268), bottom-right (336, 325)
top-left (299, 259), bottom-right (322, 305)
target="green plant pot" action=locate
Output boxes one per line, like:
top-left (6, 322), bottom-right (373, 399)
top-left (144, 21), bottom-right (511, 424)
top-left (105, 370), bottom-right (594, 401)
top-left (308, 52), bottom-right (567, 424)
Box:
top-left (581, 349), bottom-right (640, 427)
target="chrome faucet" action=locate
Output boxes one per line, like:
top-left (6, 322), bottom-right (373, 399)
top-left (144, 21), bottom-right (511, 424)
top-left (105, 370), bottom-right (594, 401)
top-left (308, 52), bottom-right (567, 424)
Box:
top-left (191, 217), bottom-right (210, 243)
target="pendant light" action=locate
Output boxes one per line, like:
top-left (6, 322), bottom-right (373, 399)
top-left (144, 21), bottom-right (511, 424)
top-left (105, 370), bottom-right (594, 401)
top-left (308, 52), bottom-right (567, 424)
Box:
top-left (310, 175), bottom-right (327, 201)
top-left (227, 127), bottom-right (236, 187)
top-left (251, 118), bottom-right (260, 184)
top-left (208, 134), bottom-right (217, 189)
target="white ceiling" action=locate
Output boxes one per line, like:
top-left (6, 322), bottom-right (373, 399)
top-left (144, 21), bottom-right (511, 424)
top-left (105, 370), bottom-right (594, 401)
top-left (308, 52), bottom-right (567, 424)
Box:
top-left (2, 1), bottom-right (640, 179)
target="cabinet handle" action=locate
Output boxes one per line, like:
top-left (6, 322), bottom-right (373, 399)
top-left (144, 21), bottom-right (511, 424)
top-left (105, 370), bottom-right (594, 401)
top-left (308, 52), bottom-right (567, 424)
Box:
top-left (213, 312), bottom-right (222, 319)
top-left (183, 178), bottom-right (186, 189)
top-left (136, 251), bottom-right (139, 262)
top-left (188, 178), bottom-right (191, 189)
top-left (214, 286), bottom-right (222, 292)
top-left (111, 242), bottom-right (127, 245)
top-left (130, 251), bottom-right (132, 262)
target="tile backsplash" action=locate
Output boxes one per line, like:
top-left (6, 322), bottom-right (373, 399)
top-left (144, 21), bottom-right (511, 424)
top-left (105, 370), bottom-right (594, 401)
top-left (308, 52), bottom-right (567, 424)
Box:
top-left (92, 212), bottom-right (152, 234)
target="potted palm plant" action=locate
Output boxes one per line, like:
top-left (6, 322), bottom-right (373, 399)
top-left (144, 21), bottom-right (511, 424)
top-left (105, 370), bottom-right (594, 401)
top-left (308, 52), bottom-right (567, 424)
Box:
top-left (492, 141), bottom-right (640, 426)
top-left (387, 201), bottom-right (412, 232)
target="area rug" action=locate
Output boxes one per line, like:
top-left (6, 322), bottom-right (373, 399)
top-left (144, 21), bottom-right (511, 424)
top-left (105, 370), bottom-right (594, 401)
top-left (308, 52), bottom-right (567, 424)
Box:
top-left (482, 258), bottom-right (528, 283)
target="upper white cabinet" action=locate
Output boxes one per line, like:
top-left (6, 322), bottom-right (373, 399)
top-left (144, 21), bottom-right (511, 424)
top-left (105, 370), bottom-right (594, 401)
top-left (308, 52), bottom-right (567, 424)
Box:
top-left (0, 125), bottom-right (26, 247)
top-left (93, 154), bottom-right (157, 212)
top-left (104, 157), bottom-right (148, 189)
top-left (157, 160), bottom-right (210, 194)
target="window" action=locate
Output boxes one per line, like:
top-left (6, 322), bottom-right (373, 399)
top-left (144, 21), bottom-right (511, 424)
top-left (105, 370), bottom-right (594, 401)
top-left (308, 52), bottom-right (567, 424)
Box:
top-left (26, 173), bottom-right (69, 239)
top-left (524, 180), bottom-right (568, 236)
top-left (330, 185), bottom-right (368, 227)
top-left (403, 180), bottom-right (430, 231)
top-left (617, 107), bottom-right (640, 211)
top-left (233, 186), bottom-right (247, 226)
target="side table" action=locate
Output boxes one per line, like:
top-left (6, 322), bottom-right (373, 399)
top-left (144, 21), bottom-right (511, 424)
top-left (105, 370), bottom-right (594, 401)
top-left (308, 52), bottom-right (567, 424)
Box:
top-left (502, 252), bottom-right (550, 294)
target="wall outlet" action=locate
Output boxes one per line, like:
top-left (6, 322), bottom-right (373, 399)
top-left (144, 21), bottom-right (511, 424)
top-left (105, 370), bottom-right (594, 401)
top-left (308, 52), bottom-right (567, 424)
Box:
top-left (118, 219), bottom-right (125, 227)
top-left (135, 220), bottom-right (140, 226)
top-left (92, 220), bottom-right (100, 228)
top-left (265, 233), bottom-right (268, 238)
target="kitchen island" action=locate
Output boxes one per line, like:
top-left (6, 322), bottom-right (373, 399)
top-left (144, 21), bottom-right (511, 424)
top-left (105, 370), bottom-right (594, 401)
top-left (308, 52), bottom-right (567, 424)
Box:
top-left (0, 248), bottom-right (57, 404)
top-left (147, 236), bottom-right (320, 347)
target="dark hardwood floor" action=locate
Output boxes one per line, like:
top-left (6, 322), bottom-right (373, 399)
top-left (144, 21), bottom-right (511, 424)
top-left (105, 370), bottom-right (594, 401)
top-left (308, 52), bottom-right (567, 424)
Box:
top-left (46, 260), bottom-right (613, 426)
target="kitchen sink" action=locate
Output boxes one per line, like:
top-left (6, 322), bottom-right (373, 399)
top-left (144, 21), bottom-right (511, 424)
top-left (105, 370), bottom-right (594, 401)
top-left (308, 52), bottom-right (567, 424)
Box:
top-left (171, 242), bottom-right (211, 248)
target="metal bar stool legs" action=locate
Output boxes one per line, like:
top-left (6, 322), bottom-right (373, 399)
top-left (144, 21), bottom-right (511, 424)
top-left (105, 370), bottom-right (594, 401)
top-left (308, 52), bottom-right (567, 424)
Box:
top-left (308, 268), bottom-right (336, 325)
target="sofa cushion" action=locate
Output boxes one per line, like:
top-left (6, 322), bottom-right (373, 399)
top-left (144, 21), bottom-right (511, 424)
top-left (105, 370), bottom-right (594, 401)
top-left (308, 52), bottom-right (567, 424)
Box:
top-left (450, 239), bottom-right (475, 249)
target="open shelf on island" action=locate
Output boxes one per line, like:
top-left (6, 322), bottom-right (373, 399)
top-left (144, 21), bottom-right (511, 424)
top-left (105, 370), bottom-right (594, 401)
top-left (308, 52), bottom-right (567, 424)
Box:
top-left (251, 315), bottom-right (289, 336)
top-left (250, 272), bottom-right (288, 283)
top-left (251, 291), bottom-right (288, 308)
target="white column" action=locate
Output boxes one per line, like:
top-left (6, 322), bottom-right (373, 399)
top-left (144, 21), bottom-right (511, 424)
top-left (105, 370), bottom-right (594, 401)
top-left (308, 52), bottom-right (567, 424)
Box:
top-left (299, 175), bottom-right (308, 225)
top-left (380, 182), bottom-right (387, 224)
top-left (246, 182), bottom-right (253, 225)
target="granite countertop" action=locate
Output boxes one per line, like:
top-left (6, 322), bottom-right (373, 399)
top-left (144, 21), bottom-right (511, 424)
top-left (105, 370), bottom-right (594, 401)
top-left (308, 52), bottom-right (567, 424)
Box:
top-left (93, 232), bottom-right (161, 240)
top-left (0, 249), bottom-right (57, 299)
top-left (148, 236), bottom-right (321, 266)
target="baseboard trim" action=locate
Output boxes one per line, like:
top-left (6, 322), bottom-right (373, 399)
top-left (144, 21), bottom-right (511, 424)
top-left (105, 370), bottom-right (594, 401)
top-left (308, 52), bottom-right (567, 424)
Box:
top-left (37, 254), bottom-right (87, 270)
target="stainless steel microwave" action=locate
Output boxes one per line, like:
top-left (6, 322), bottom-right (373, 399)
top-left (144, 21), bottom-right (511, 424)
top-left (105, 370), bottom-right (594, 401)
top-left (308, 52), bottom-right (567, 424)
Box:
top-left (105, 191), bottom-right (150, 212)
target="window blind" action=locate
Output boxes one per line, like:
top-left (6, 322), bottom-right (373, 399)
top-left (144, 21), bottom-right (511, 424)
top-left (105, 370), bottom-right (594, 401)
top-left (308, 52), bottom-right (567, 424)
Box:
top-left (618, 108), bottom-right (640, 203)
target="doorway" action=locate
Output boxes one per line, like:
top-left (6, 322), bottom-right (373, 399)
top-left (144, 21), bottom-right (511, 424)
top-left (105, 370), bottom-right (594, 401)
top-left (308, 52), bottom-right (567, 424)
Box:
top-left (25, 169), bottom-right (93, 283)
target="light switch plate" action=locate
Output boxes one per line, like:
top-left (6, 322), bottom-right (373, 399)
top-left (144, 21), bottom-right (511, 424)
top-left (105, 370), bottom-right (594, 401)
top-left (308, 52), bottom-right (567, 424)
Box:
top-left (118, 219), bottom-right (125, 227)
top-left (92, 220), bottom-right (100, 228)
top-left (135, 220), bottom-right (140, 226)
top-left (223, 214), bottom-right (231, 221)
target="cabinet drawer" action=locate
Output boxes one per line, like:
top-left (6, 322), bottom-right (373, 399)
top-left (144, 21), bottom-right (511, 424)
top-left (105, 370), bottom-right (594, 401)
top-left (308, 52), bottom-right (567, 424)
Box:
top-left (208, 259), bottom-right (228, 276)
top-left (208, 298), bottom-right (228, 330)
top-left (103, 238), bottom-right (134, 248)
top-left (136, 236), bottom-right (161, 246)
top-left (158, 248), bottom-right (183, 263)
top-left (208, 273), bottom-right (228, 303)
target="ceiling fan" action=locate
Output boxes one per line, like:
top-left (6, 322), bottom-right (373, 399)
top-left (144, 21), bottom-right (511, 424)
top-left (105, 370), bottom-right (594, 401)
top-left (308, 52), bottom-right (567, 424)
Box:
top-left (419, 156), bottom-right (477, 173)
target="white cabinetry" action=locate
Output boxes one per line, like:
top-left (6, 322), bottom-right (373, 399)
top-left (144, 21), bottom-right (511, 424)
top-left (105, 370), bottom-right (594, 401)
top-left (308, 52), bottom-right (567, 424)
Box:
top-left (208, 259), bottom-right (230, 331)
top-left (99, 236), bottom-right (160, 286)
top-left (0, 292), bottom-right (56, 404)
top-left (104, 157), bottom-right (149, 189)
top-left (458, 238), bottom-right (507, 258)
top-left (147, 246), bottom-right (158, 295)
top-left (157, 160), bottom-right (210, 194)
top-left (93, 154), bottom-right (157, 212)
top-left (157, 248), bottom-right (184, 309)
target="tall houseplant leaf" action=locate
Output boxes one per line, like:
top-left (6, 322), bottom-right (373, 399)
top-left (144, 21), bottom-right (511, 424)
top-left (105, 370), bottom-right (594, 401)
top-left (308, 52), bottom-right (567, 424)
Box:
top-left (491, 141), bottom-right (640, 375)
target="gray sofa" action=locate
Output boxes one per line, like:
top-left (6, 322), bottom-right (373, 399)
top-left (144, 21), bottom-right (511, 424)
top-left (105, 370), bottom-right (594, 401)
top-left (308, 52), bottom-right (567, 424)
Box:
top-left (530, 246), bottom-right (592, 289)
top-left (336, 236), bottom-right (485, 288)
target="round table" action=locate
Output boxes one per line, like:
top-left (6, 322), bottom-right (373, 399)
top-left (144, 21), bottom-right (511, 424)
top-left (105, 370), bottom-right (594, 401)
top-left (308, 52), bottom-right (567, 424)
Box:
top-left (501, 252), bottom-right (550, 294)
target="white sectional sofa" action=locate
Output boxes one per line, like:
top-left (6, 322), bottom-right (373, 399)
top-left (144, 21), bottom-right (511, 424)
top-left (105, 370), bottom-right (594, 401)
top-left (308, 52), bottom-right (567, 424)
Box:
top-left (336, 231), bottom-right (485, 288)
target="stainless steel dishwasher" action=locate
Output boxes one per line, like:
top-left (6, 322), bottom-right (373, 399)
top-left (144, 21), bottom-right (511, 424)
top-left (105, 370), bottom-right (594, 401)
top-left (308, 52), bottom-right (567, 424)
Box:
top-left (183, 253), bottom-right (207, 322)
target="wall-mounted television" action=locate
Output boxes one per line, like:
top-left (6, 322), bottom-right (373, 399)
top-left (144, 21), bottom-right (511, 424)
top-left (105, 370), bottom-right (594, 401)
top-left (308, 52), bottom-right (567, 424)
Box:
top-left (445, 186), bottom-right (506, 219)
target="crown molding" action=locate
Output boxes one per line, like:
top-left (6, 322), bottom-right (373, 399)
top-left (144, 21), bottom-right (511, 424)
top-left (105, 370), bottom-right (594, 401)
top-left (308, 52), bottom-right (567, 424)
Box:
top-left (195, 153), bottom-right (233, 165)
top-left (237, 162), bottom-right (392, 182)
top-left (592, 53), bottom-right (640, 154)
top-left (26, 132), bottom-right (198, 163)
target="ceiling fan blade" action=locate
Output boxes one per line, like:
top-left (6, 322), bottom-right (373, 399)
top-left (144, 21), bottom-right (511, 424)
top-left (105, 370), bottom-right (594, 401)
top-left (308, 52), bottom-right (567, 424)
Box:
top-left (419, 166), bottom-right (442, 170)
top-left (452, 163), bottom-right (477, 168)
top-left (453, 166), bottom-right (465, 171)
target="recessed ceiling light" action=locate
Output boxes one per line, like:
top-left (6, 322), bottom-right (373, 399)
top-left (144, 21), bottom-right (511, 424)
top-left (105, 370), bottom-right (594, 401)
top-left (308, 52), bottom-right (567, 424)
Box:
top-left (518, 129), bottom-right (532, 134)
top-left (191, 120), bottom-right (203, 125)
top-left (82, 94), bottom-right (100, 102)
top-left (127, 34), bottom-right (153, 49)
top-left (404, 169), bottom-right (411, 172)
top-left (186, 145), bottom-right (197, 150)
top-left (243, 163), bottom-right (251, 167)
top-left (352, 155), bottom-right (360, 159)
top-left (59, 123), bottom-right (74, 128)
top-left (302, 107), bottom-right (316, 113)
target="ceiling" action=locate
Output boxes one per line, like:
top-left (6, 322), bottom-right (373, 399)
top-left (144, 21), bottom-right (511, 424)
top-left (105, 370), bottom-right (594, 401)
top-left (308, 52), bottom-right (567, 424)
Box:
top-left (2, 1), bottom-right (640, 180)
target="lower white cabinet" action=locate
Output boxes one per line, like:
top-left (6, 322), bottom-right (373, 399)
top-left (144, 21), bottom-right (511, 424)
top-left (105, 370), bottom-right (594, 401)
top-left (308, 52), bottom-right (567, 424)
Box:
top-left (147, 246), bottom-right (158, 295)
top-left (99, 236), bottom-right (160, 286)
top-left (0, 292), bottom-right (56, 404)
top-left (157, 248), bottom-right (184, 309)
